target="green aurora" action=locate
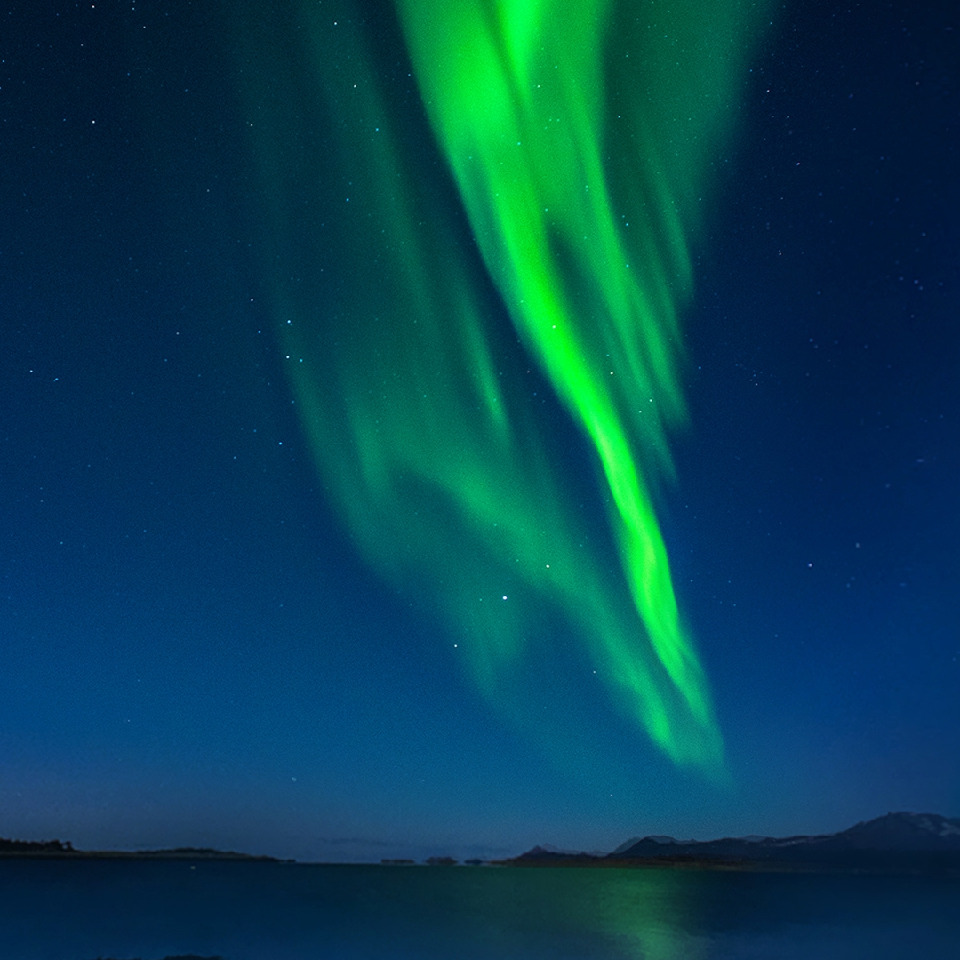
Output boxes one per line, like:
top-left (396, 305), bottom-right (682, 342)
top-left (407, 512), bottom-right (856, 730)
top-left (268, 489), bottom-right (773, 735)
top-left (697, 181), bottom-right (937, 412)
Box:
top-left (240, 0), bottom-right (769, 771)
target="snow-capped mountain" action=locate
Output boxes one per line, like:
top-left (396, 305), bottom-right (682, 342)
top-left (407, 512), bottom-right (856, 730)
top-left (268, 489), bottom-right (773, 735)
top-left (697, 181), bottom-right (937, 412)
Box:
top-left (610, 812), bottom-right (960, 861)
top-left (516, 813), bottom-right (960, 871)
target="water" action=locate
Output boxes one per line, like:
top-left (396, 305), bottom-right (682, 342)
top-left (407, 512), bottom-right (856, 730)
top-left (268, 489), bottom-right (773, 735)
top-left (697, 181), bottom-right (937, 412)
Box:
top-left (0, 859), bottom-right (956, 959)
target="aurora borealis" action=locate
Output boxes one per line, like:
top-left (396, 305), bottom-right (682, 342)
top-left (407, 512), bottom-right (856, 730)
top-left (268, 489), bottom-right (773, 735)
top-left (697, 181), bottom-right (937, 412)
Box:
top-left (2, 0), bottom-right (958, 862)
top-left (246, 0), bottom-right (770, 770)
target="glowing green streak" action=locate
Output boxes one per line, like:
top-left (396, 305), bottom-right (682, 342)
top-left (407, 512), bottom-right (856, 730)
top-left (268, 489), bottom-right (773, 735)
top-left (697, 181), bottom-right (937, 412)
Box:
top-left (239, 0), bottom-right (767, 770)
top-left (389, 0), bottom-right (763, 763)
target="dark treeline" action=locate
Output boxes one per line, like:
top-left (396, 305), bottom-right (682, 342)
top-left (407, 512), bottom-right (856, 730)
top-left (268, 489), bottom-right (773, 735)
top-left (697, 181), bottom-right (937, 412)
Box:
top-left (0, 837), bottom-right (73, 853)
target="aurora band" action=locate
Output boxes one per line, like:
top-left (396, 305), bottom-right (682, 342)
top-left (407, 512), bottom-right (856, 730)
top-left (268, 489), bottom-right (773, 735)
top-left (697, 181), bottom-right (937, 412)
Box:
top-left (241, 0), bottom-right (769, 770)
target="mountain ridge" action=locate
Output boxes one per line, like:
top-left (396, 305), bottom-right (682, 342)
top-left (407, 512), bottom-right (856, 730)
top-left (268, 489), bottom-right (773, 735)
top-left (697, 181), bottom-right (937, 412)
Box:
top-left (512, 812), bottom-right (960, 873)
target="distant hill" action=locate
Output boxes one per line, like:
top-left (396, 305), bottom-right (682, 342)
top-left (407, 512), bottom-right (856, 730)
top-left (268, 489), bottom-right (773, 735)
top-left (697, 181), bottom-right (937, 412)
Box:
top-left (513, 813), bottom-right (960, 873)
top-left (0, 838), bottom-right (73, 854)
top-left (0, 838), bottom-right (276, 861)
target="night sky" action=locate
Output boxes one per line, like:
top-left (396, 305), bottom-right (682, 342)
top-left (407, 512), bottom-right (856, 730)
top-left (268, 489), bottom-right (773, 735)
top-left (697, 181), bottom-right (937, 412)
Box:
top-left (2, 0), bottom-right (957, 863)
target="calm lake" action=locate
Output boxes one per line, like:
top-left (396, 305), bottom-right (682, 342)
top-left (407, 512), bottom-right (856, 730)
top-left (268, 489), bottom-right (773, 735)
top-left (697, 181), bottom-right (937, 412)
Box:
top-left (1, 859), bottom-right (957, 959)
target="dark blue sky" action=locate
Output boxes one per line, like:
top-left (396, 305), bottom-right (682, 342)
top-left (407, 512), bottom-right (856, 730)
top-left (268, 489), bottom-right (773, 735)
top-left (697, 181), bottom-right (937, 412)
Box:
top-left (2, 0), bottom-right (957, 862)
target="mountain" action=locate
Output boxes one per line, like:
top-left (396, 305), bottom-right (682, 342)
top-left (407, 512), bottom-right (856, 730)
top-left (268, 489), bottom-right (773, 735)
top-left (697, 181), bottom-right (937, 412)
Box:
top-left (610, 836), bottom-right (644, 855)
top-left (835, 812), bottom-right (960, 850)
top-left (514, 813), bottom-right (960, 873)
top-left (610, 835), bottom-right (694, 854)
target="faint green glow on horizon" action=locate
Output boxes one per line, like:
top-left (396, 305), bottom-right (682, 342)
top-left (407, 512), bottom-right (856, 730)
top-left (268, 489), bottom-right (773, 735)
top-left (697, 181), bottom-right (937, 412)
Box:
top-left (243, 0), bottom-right (768, 771)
